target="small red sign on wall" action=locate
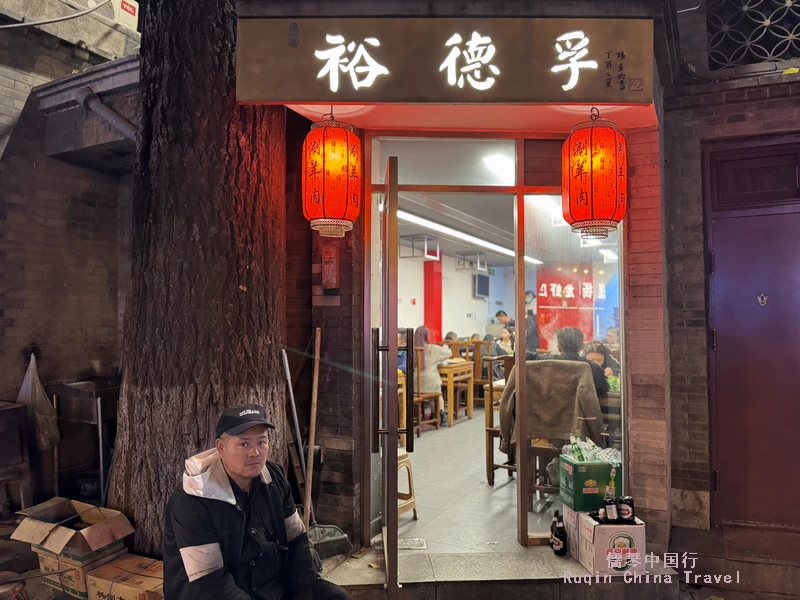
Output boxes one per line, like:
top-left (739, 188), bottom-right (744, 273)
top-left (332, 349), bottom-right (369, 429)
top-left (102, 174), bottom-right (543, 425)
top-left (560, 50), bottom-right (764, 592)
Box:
top-left (321, 246), bottom-right (339, 290)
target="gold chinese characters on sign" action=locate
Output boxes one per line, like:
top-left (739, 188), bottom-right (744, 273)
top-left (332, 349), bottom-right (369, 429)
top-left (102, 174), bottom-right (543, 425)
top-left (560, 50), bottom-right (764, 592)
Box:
top-left (237, 18), bottom-right (654, 104)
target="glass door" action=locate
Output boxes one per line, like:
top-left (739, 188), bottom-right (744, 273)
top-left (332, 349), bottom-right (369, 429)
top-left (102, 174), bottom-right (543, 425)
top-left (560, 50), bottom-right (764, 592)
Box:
top-left (368, 156), bottom-right (404, 598)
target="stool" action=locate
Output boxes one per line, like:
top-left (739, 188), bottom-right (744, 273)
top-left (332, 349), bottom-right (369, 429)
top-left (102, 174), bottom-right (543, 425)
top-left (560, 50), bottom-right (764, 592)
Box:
top-left (397, 452), bottom-right (418, 520)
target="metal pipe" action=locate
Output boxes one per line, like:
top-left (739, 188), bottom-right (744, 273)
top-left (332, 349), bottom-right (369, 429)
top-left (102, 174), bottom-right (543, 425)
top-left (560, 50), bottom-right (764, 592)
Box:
top-left (75, 86), bottom-right (137, 142)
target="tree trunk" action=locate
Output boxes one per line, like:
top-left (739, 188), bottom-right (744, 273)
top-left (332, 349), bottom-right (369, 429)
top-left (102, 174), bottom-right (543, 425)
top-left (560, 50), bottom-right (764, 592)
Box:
top-left (108, 0), bottom-right (287, 555)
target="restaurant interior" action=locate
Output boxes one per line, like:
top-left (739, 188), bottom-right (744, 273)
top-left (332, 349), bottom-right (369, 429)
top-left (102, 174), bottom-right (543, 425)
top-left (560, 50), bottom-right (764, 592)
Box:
top-left (367, 136), bottom-right (625, 569)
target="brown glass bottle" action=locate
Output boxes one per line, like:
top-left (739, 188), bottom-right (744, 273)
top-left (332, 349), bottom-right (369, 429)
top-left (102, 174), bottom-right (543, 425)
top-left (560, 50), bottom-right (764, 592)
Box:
top-left (552, 515), bottom-right (568, 556)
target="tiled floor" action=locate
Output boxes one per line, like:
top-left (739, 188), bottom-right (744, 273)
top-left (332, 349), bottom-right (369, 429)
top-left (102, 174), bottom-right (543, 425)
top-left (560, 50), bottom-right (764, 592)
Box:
top-left (327, 407), bottom-right (588, 587)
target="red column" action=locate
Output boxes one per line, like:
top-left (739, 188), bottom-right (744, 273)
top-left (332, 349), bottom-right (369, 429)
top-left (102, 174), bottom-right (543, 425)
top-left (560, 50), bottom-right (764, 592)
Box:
top-left (424, 260), bottom-right (442, 342)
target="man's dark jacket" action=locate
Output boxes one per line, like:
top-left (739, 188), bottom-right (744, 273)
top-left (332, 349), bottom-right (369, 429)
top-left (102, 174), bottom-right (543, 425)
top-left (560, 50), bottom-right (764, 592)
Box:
top-left (553, 352), bottom-right (610, 397)
top-left (163, 449), bottom-right (315, 600)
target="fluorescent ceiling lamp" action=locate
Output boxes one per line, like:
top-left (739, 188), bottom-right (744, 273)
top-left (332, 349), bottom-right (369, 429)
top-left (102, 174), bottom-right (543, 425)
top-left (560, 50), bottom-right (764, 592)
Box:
top-left (527, 194), bottom-right (569, 228)
top-left (599, 249), bottom-right (619, 263)
top-left (397, 210), bottom-right (542, 264)
top-left (482, 154), bottom-right (516, 186)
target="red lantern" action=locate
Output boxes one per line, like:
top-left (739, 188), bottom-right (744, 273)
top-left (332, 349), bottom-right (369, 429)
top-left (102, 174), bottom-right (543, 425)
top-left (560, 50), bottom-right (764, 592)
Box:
top-left (561, 109), bottom-right (627, 239)
top-left (302, 118), bottom-right (362, 238)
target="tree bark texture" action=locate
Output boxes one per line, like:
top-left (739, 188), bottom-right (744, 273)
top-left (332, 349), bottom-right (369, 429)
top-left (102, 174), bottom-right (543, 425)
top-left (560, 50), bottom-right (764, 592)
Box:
top-left (109, 0), bottom-right (287, 555)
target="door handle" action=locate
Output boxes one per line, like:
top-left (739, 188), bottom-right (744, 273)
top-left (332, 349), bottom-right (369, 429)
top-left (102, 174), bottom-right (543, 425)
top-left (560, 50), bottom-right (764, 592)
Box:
top-left (371, 327), bottom-right (381, 454)
top-left (404, 328), bottom-right (415, 453)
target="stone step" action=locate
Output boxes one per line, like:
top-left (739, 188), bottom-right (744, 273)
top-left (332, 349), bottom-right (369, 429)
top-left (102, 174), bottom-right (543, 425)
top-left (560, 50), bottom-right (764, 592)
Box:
top-left (671, 527), bottom-right (800, 596)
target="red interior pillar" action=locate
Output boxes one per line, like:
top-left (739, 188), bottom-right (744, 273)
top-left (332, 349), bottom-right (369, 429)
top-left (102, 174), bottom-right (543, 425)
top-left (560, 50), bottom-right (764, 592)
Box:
top-left (424, 260), bottom-right (442, 342)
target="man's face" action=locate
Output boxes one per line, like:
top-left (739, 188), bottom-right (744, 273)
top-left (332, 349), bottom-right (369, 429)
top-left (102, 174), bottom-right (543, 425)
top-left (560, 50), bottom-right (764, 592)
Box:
top-left (217, 425), bottom-right (269, 480)
top-left (498, 315), bottom-right (509, 325)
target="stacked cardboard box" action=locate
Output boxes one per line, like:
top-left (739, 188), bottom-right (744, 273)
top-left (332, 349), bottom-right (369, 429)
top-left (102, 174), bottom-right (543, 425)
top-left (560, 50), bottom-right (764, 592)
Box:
top-left (11, 498), bottom-right (134, 599)
top-left (86, 553), bottom-right (164, 600)
top-left (559, 454), bottom-right (621, 512)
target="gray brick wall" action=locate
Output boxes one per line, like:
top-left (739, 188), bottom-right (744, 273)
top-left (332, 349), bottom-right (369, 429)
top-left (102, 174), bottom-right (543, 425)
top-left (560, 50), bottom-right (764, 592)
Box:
top-left (0, 26), bottom-right (100, 158)
top-left (0, 28), bottom-right (120, 398)
top-left (664, 77), bottom-right (800, 493)
top-left (311, 219), bottom-right (364, 541)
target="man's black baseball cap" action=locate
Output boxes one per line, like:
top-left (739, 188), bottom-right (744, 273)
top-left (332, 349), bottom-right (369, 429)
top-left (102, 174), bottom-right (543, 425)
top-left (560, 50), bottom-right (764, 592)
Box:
top-left (215, 404), bottom-right (275, 439)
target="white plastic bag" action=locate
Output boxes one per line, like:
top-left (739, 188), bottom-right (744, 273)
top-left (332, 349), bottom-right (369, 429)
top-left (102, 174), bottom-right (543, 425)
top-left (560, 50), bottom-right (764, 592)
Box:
top-left (16, 355), bottom-right (60, 451)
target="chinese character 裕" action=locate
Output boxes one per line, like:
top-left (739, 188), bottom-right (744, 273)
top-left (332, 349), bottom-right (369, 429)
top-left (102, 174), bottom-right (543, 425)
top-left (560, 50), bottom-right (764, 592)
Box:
top-left (440, 32), bottom-right (501, 91)
top-left (645, 552), bottom-right (660, 569)
top-left (663, 553), bottom-right (679, 569)
top-left (315, 34), bottom-right (389, 92)
top-left (682, 552), bottom-right (698, 570)
top-left (564, 284), bottom-right (575, 299)
top-left (550, 283), bottom-right (563, 298)
top-left (581, 282), bottom-right (594, 299)
top-left (551, 31), bottom-right (598, 91)
top-left (539, 283), bottom-right (548, 298)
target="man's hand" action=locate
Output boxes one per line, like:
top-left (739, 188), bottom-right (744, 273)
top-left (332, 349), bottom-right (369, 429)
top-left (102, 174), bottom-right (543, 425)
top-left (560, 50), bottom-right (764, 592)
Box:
top-left (604, 367), bottom-right (613, 377)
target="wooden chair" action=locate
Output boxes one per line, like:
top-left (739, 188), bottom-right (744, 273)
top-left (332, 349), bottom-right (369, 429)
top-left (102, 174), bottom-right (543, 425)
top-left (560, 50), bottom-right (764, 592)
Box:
top-left (412, 347), bottom-right (440, 437)
top-left (485, 354), bottom-right (516, 485)
top-left (471, 341), bottom-right (494, 402)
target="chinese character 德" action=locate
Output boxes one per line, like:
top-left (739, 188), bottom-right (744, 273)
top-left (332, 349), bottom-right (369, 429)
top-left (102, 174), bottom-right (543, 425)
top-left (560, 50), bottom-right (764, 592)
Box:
top-left (315, 34), bottom-right (389, 92)
top-left (551, 31), bottom-right (598, 91)
top-left (440, 31), bottom-right (501, 91)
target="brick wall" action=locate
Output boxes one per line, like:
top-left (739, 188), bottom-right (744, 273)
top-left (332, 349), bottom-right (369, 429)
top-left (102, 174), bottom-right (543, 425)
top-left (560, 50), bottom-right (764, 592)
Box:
top-left (0, 28), bottom-right (120, 399)
top-left (0, 26), bottom-right (100, 158)
top-left (285, 110), bottom-right (313, 424)
top-left (311, 220), bottom-right (364, 541)
top-left (675, 0), bottom-right (709, 73)
top-left (664, 77), bottom-right (800, 499)
top-left (624, 125), bottom-right (671, 553)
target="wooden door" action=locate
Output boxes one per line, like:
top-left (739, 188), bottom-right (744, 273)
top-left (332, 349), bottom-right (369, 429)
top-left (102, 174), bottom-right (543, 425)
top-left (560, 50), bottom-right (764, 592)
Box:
top-left (707, 138), bottom-right (800, 529)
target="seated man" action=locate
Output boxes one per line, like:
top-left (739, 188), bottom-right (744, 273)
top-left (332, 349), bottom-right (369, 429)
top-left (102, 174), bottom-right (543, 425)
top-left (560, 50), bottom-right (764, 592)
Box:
top-left (163, 405), bottom-right (351, 600)
top-left (548, 327), bottom-right (609, 396)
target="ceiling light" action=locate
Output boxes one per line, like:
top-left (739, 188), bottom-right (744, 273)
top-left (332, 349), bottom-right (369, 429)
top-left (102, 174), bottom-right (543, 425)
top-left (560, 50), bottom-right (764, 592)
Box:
top-left (397, 210), bottom-right (543, 264)
top-left (482, 154), bottom-right (515, 186)
top-left (572, 268), bottom-right (578, 273)
top-left (583, 269), bottom-right (589, 274)
top-left (599, 270), bottom-right (605, 275)
top-left (599, 249), bottom-right (619, 263)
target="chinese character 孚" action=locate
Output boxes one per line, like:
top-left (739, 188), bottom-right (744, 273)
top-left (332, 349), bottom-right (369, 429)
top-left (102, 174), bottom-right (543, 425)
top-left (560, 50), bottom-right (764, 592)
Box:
top-left (550, 31), bottom-right (598, 91)
top-left (315, 34), bottom-right (389, 92)
top-left (440, 32), bottom-right (501, 91)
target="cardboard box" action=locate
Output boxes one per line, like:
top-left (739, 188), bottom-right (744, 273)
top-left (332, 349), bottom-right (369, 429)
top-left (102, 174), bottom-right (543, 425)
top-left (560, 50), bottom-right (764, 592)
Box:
top-left (576, 512), bottom-right (646, 578)
top-left (559, 454), bottom-right (621, 511)
top-left (11, 497), bottom-right (134, 598)
top-left (562, 506), bottom-right (579, 560)
top-left (87, 554), bottom-right (164, 600)
top-left (35, 547), bottom-right (127, 598)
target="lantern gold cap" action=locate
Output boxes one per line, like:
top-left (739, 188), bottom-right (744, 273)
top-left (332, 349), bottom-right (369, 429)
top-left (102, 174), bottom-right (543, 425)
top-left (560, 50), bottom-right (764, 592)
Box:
top-left (311, 218), bottom-right (354, 238)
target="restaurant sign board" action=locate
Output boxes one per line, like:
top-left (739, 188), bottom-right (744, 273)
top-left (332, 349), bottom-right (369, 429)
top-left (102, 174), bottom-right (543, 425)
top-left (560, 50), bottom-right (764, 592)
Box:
top-left (237, 18), bottom-right (654, 105)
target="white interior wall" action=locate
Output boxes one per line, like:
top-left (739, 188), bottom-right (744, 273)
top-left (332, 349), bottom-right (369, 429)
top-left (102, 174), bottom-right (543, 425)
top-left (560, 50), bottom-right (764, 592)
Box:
top-left (441, 255), bottom-right (488, 338)
top-left (397, 257), bottom-right (425, 329)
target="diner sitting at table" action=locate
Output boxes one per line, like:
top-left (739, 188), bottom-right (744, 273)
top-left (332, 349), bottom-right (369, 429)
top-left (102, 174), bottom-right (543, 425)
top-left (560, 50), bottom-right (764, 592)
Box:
top-left (444, 331), bottom-right (459, 342)
top-left (414, 326), bottom-right (453, 424)
top-left (583, 341), bottom-right (621, 377)
top-left (549, 327), bottom-right (609, 396)
top-left (498, 326), bottom-right (514, 354)
top-left (482, 333), bottom-right (507, 381)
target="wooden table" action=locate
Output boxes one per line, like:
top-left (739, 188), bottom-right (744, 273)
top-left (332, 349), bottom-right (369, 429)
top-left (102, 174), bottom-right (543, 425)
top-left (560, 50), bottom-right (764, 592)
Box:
top-left (438, 361), bottom-right (474, 427)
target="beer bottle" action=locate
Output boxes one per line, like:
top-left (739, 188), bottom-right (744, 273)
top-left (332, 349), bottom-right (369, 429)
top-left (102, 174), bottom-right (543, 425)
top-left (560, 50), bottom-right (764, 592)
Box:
top-left (553, 515), bottom-right (568, 556)
top-left (618, 496), bottom-right (636, 524)
top-left (605, 467), bottom-right (617, 499)
top-left (549, 510), bottom-right (560, 548)
top-left (604, 497), bottom-right (619, 524)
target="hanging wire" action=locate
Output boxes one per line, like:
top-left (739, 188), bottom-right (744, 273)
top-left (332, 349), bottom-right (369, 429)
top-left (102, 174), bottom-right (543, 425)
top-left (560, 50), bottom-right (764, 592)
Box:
top-left (0, 0), bottom-right (113, 29)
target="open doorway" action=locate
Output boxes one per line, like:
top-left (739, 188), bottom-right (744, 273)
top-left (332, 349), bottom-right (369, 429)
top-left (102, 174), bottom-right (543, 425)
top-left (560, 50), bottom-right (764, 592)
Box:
top-left (362, 134), bottom-right (626, 583)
